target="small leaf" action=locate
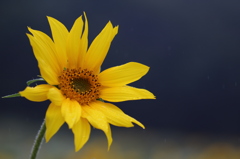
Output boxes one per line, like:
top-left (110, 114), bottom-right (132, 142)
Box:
top-left (27, 78), bottom-right (45, 86)
top-left (2, 93), bottom-right (21, 98)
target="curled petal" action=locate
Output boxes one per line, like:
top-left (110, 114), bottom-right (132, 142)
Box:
top-left (82, 105), bottom-right (108, 131)
top-left (47, 87), bottom-right (65, 106)
top-left (100, 86), bottom-right (156, 102)
top-left (91, 101), bottom-right (145, 129)
top-left (61, 98), bottom-right (81, 128)
top-left (72, 118), bottom-right (91, 152)
top-left (19, 84), bottom-right (53, 102)
top-left (82, 105), bottom-right (112, 149)
top-left (45, 103), bottom-right (65, 142)
top-left (26, 34), bottom-right (59, 85)
top-left (99, 62), bottom-right (149, 87)
top-left (27, 28), bottom-right (61, 75)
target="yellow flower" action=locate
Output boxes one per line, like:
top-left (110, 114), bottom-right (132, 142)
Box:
top-left (19, 13), bottom-right (155, 151)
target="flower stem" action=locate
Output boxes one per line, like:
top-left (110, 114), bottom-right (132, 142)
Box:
top-left (30, 120), bottom-right (46, 159)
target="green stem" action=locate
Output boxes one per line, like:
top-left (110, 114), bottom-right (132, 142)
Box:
top-left (30, 120), bottom-right (46, 159)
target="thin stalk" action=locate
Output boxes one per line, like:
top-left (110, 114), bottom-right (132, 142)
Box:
top-left (29, 120), bottom-right (46, 159)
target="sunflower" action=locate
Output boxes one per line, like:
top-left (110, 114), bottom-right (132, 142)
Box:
top-left (19, 13), bottom-right (155, 151)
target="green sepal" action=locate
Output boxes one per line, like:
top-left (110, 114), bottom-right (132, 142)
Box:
top-left (97, 98), bottom-right (104, 102)
top-left (26, 78), bottom-right (45, 86)
top-left (2, 93), bottom-right (21, 98)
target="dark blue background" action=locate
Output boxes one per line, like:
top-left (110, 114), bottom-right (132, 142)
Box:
top-left (1, 0), bottom-right (240, 135)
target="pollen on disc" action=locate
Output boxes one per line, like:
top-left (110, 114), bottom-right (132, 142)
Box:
top-left (58, 68), bottom-right (101, 105)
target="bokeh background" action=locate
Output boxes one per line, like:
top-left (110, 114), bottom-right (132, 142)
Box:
top-left (1, 0), bottom-right (240, 158)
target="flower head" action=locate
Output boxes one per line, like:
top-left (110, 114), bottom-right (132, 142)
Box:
top-left (19, 13), bottom-right (155, 151)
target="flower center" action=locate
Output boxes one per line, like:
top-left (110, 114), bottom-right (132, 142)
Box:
top-left (58, 68), bottom-right (101, 105)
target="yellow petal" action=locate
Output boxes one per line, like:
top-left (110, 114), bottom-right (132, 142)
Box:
top-left (84, 21), bottom-right (118, 73)
top-left (67, 16), bottom-right (84, 68)
top-left (91, 101), bottom-right (144, 128)
top-left (45, 103), bottom-right (65, 142)
top-left (99, 62), bottom-right (149, 87)
top-left (105, 124), bottom-right (112, 150)
top-left (61, 98), bottom-right (81, 128)
top-left (26, 34), bottom-right (59, 85)
top-left (19, 84), bottom-right (53, 102)
top-left (72, 118), bottom-right (91, 152)
top-left (82, 105), bottom-right (108, 130)
top-left (100, 86), bottom-right (156, 102)
top-left (38, 63), bottom-right (59, 85)
top-left (78, 12), bottom-right (88, 68)
top-left (27, 28), bottom-right (61, 75)
top-left (47, 16), bottom-right (68, 69)
top-left (47, 87), bottom-right (65, 106)
top-left (82, 105), bottom-right (112, 149)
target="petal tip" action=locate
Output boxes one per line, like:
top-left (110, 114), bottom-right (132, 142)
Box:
top-left (46, 16), bottom-right (53, 20)
top-left (107, 139), bottom-right (112, 151)
top-left (138, 122), bottom-right (145, 129)
top-left (45, 134), bottom-right (50, 143)
top-left (74, 143), bottom-right (84, 152)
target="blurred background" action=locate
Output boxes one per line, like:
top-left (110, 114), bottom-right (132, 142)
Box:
top-left (1, 0), bottom-right (240, 158)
